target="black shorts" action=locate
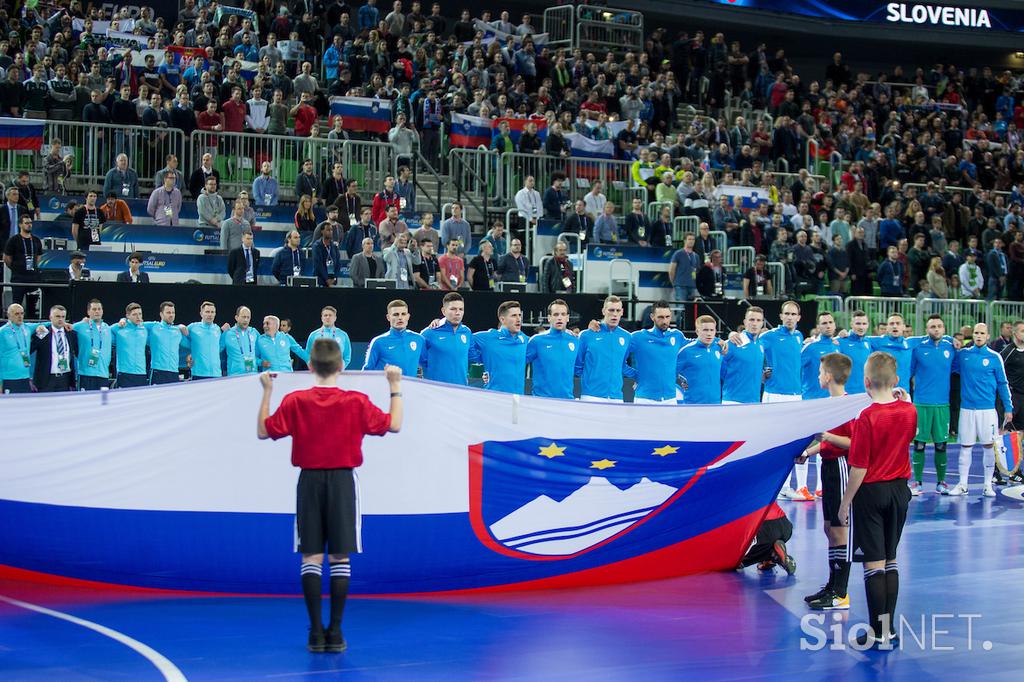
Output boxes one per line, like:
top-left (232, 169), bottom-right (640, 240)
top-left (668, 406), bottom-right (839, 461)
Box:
top-left (296, 468), bottom-right (360, 556)
top-left (848, 479), bottom-right (911, 563)
top-left (821, 456), bottom-right (849, 528)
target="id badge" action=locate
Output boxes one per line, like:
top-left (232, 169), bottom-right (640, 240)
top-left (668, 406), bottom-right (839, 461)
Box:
top-left (25, 256), bottom-right (34, 271)
top-left (326, 258), bottom-right (334, 269)
top-left (519, 274), bottom-right (526, 283)
top-left (400, 197), bottom-right (407, 209)
top-left (756, 284), bottom-right (764, 297)
top-left (265, 194), bottom-right (272, 205)
top-left (638, 227), bottom-right (646, 239)
top-left (714, 281), bottom-right (723, 296)
top-left (121, 184), bottom-right (130, 196)
top-left (164, 206), bottom-right (173, 217)
top-left (892, 275), bottom-right (899, 286)
top-left (578, 231), bottom-right (586, 240)
top-left (449, 274), bottom-right (459, 288)
top-left (88, 347), bottom-right (100, 367)
top-left (20, 351), bottom-right (30, 367)
top-left (27, 201), bottom-right (34, 211)
top-left (57, 356), bottom-right (69, 373)
top-left (246, 272), bottom-right (255, 283)
top-left (400, 268), bottom-right (408, 282)
top-left (562, 276), bottom-right (572, 288)
top-left (293, 266), bottom-right (301, 276)
top-left (90, 227), bottom-right (100, 243)
top-left (244, 356), bottom-right (255, 372)
top-left (348, 213), bottom-right (356, 225)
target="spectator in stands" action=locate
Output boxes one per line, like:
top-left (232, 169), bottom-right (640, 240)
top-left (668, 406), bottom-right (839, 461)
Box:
top-left (103, 153), bottom-right (140, 200)
top-left (712, 196), bottom-right (741, 246)
top-left (826, 233), bottom-right (850, 294)
top-left (438, 238), bottom-right (466, 290)
top-left (4, 215), bottom-right (42, 316)
top-left (189, 153), bottom-right (220, 200)
top-left (420, 89), bottom-right (443, 167)
top-left (394, 166), bottom-right (416, 218)
top-left (154, 154), bottom-right (184, 192)
top-left (543, 240), bottom-right (576, 294)
top-left (927, 257), bottom-right (948, 299)
top-left (350, 237), bottom-right (385, 288)
top-left (466, 241), bottom-right (497, 292)
top-left (313, 206), bottom-right (343, 243)
top-left (336, 179), bottom-right (362, 233)
top-left (67, 251), bottom-right (88, 282)
top-left (71, 191), bottom-right (104, 252)
top-left (266, 89), bottom-right (289, 136)
top-left (14, 172), bottom-right (40, 220)
top-left (562, 200), bottom-right (591, 242)
top-left (379, 205), bottom-right (410, 249)
top-left (343, 207), bottom-right (379, 257)
top-left (372, 175), bottom-right (402, 225)
top-left (322, 163), bottom-right (348, 208)
top-left (0, 187), bottom-right (26, 249)
top-left (220, 201), bottom-right (249, 253)
top-left (43, 141), bottom-right (72, 192)
top-left (295, 159), bottom-right (321, 205)
top-left (98, 191), bottom-right (131, 226)
top-left (987, 237), bottom-right (1008, 300)
top-left (651, 206), bottom-right (672, 248)
top-left (252, 162), bottom-right (279, 207)
top-left (959, 250), bottom-right (985, 298)
top-left (290, 90), bottom-right (318, 139)
top-left (117, 253), bottom-right (149, 284)
top-left (669, 234), bottom-right (700, 301)
top-left (743, 255), bottom-right (773, 300)
top-left (515, 175), bottom-right (543, 228)
top-left (143, 171), bottom-right (181, 227)
top-left (543, 173), bottom-right (569, 220)
top-left (292, 194), bottom-right (316, 234)
top-left (847, 226), bottom-right (871, 295)
top-left (479, 221), bottom-right (507, 258)
top-left (878, 245), bottom-right (907, 297)
top-left (696, 249), bottom-right (726, 299)
top-left (625, 198), bottom-right (653, 246)
top-left (389, 114), bottom-right (418, 164)
top-left (440, 202), bottom-right (471, 256)
top-left (383, 232), bottom-right (417, 289)
top-left (245, 85), bottom-right (269, 134)
top-left (415, 238), bottom-right (442, 289)
top-left (591, 202), bottom-right (618, 244)
top-left (414, 212), bottom-right (439, 252)
top-left (497, 238), bottom-right (529, 284)
top-left (227, 230), bottom-right (261, 286)
top-left (312, 224), bottom-right (343, 287)
top-left (222, 86), bottom-right (247, 134)
top-left (235, 192), bottom-right (257, 230)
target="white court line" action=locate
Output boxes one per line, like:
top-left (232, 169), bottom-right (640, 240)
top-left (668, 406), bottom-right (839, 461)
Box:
top-left (0, 594), bottom-right (187, 682)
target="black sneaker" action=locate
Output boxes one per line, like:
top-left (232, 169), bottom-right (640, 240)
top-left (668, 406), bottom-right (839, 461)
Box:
top-left (807, 589), bottom-right (850, 610)
top-left (773, 540), bottom-right (797, 575)
top-left (757, 560), bottom-right (776, 571)
top-left (993, 472), bottom-right (1007, 486)
top-left (308, 627), bottom-right (327, 653)
top-left (804, 585), bottom-right (831, 603)
top-left (1010, 471), bottom-right (1024, 484)
top-left (325, 627), bottom-right (347, 653)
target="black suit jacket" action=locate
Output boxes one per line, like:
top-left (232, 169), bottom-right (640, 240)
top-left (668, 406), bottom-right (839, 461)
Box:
top-left (116, 270), bottom-right (150, 283)
top-left (0, 202), bottom-right (27, 245)
top-left (30, 326), bottom-right (78, 389)
top-left (227, 246), bottom-right (261, 285)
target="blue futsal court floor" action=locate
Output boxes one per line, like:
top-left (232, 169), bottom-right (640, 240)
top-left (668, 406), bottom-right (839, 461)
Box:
top-left (2, 464), bottom-right (1023, 681)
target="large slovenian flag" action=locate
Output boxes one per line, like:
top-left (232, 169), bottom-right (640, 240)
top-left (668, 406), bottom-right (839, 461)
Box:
top-left (450, 112), bottom-right (493, 148)
top-left (0, 119), bottom-right (44, 151)
top-left (563, 133), bottom-right (615, 159)
top-left (717, 184), bottom-right (772, 211)
top-left (329, 96), bottom-right (392, 134)
top-left (496, 117), bottom-right (548, 145)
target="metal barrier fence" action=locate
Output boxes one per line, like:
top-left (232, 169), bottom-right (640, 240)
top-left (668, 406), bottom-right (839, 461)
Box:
top-left (767, 262), bottom-right (785, 300)
top-left (498, 152), bottom-right (639, 211)
top-left (709, 230), bottom-right (728, 257)
top-left (450, 148), bottom-right (503, 207)
top-left (918, 298), bottom-right (988, 335)
top-left (342, 140), bottom-right (395, 202)
top-left (771, 171), bottom-right (828, 195)
top-left (672, 215), bottom-right (700, 243)
top-left (726, 246), bottom-right (755, 274)
top-left (844, 296), bottom-right (918, 332)
top-left (543, 6), bottom-right (575, 48)
top-left (989, 301), bottom-right (1024, 327)
top-left (647, 201), bottom-right (673, 222)
top-left (814, 295), bottom-right (847, 328)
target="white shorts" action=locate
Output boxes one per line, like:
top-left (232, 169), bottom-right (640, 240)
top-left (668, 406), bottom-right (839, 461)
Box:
top-left (762, 392), bottom-right (802, 404)
top-left (580, 395), bottom-right (623, 403)
top-left (958, 408), bottom-right (998, 447)
top-left (634, 397), bottom-right (676, 405)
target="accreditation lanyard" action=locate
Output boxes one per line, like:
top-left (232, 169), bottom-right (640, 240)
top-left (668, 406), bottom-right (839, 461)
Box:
top-left (90, 321), bottom-right (104, 351)
top-left (235, 328), bottom-right (253, 356)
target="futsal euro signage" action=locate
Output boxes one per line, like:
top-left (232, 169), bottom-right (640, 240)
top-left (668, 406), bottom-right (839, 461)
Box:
top-left (705, 0), bottom-right (1023, 32)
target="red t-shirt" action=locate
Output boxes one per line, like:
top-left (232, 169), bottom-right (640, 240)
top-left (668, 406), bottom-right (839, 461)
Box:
top-left (221, 99), bottom-right (247, 132)
top-left (293, 103), bottom-right (317, 137)
top-left (821, 399), bottom-right (853, 460)
top-left (265, 386), bottom-right (391, 469)
top-left (847, 400), bottom-right (917, 483)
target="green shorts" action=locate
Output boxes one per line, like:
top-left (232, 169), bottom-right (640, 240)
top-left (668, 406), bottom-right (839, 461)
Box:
top-left (914, 404), bottom-right (950, 444)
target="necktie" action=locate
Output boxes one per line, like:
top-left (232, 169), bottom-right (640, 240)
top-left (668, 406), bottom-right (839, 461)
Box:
top-left (56, 331), bottom-right (66, 361)
top-left (245, 248), bottom-right (252, 271)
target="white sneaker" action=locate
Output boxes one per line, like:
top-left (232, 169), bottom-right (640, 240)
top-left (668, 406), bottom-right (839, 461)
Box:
top-left (778, 487), bottom-right (795, 500)
top-left (786, 488), bottom-right (807, 500)
top-left (982, 486), bottom-right (996, 498)
top-left (909, 481), bottom-right (922, 496)
top-left (945, 483), bottom-right (969, 496)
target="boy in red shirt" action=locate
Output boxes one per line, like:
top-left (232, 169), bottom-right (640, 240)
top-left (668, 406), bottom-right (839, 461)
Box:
top-left (839, 352), bottom-right (917, 649)
top-left (258, 339), bottom-right (404, 653)
top-left (799, 353), bottom-right (854, 611)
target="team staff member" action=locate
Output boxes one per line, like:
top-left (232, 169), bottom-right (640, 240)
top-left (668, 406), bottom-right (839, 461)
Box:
top-left (31, 305), bottom-right (78, 392)
top-left (839, 352), bottom-right (918, 649)
top-left (119, 301), bottom-right (186, 385)
top-left (676, 316), bottom-right (725, 404)
top-left (948, 323), bottom-right (1013, 498)
top-left (111, 303), bottom-right (149, 388)
top-left (183, 302), bottom-right (223, 380)
top-left (908, 314), bottom-right (956, 495)
top-left (0, 303), bottom-right (38, 393)
top-left (72, 298), bottom-right (113, 390)
top-left (258, 315), bottom-right (310, 373)
top-left (628, 302), bottom-right (689, 404)
top-left (999, 320), bottom-right (1024, 436)
top-left (575, 295), bottom-right (636, 402)
top-left (759, 301), bottom-right (808, 500)
top-left (420, 293), bottom-right (472, 385)
top-left (305, 306), bottom-right (352, 369)
top-left (801, 313), bottom-right (839, 400)
top-left (221, 306), bottom-right (261, 376)
top-left (837, 310), bottom-right (872, 395)
top-left (362, 300), bottom-right (424, 377)
top-left (469, 301), bottom-right (528, 394)
top-left (800, 353), bottom-right (854, 612)
top-left (721, 306), bottom-right (765, 404)
top-left (257, 341), bottom-right (403, 653)
top-left (525, 299), bottom-right (578, 400)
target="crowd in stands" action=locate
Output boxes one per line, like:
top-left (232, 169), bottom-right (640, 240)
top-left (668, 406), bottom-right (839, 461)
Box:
top-left (3, 1), bottom-right (1024, 305)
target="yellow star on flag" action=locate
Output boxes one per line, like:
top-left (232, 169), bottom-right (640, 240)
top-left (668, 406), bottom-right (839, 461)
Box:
top-left (590, 459), bottom-right (617, 470)
top-left (537, 443), bottom-right (566, 459)
top-left (652, 445), bottom-right (679, 457)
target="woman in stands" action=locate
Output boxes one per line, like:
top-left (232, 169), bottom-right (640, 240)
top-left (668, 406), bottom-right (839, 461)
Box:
top-left (295, 194), bottom-right (317, 234)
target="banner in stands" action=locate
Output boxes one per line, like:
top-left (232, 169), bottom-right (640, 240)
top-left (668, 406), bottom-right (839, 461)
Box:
top-left (702, 0), bottom-right (1024, 32)
top-left (0, 374), bottom-right (867, 594)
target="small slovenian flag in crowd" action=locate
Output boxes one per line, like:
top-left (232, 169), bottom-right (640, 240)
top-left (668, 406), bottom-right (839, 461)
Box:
top-left (0, 118), bottom-right (44, 151)
top-left (563, 133), bottom-right (615, 159)
top-left (450, 112), bottom-right (492, 148)
top-left (718, 185), bottom-right (772, 211)
top-left (495, 117), bottom-right (547, 145)
top-left (329, 96), bottom-right (392, 134)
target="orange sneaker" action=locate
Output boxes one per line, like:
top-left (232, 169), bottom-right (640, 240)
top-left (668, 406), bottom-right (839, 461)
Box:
top-left (796, 486), bottom-right (815, 501)
top-left (815, 489), bottom-right (823, 498)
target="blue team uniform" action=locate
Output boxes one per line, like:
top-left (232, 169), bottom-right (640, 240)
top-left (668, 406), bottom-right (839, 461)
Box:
top-left (0, 322), bottom-right (38, 381)
top-left (721, 331), bottom-right (764, 403)
top-left (145, 321), bottom-right (185, 373)
top-left (305, 326), bottom-right (352, 369)
top-left (868, 334), bottom-right (920, 392)
top-left (420, 322), bottom-right (472, 385)
top-left (837, 333), bottom-right (872, 394)
top-left (110, 321), bottom-right (148, 376)
top-left (469, 328), bottom-right (528, 393)
top-left (575, 323), bottom-right (636, 400)
top-left (257, 332), bottom-right (309, 372)
top-left (72, 320), bottom-right (113, 380)
top-left (910, 337), bottom-right (956, 405)
top-left (363, 328), bottom-right (425, 377)
top-left (526, 328), bottom-right (579, 399)
top-left (184, 322), bottom-right (223, 378)
top-left (954, 345), bottom-right (1012, 410)
top-left (760, 326), bottom-right (804, 396)
top-left (676, 339), bottom-right (724, 404)
top-left (629, 327), bottom-right (689, 401)
top-left (801, 336), bottom-right (841, 399)
top-left (220, 325), bottom-right (261, 376)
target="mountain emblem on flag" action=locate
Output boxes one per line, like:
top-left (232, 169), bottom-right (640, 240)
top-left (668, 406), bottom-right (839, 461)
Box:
top-left (469, 438), bottom-right (740, 560)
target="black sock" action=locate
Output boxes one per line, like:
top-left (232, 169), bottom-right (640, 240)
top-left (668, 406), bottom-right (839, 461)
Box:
top-left (825, 547), bottom-right (840, 591)
top-left (328, 560), bottom-right (351, 631)
top-left (301, 561), bottom-right (323, 631)
top-left (864, 568), bottom-right (887, 639)
top-left (831, 545), bottom-right (851, 597)
top-left (884, 561), bottom-right (899, 635)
